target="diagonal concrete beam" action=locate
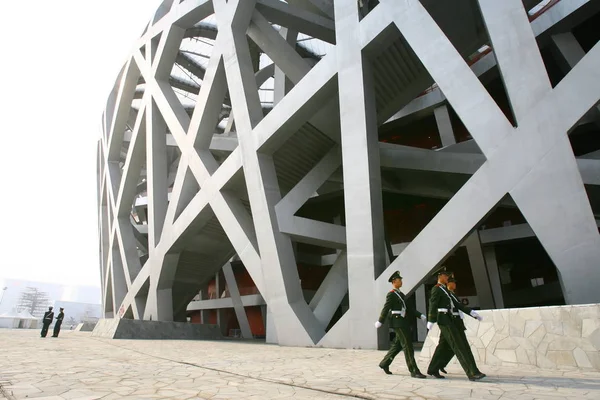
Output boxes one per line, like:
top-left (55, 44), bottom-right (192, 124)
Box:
top-left (215, 0), bottom-right (325, 346)
top-left (222, 262), bottom-right (253, 339)
top-left (255, 0), bottom-right (335, 44)
top-left (552, 32), bottom-right (600, 128)
top-left (463, 231), bottom-right (495, 309)
top-left (375, 0), bottom-right (600, 306)
top-left (385, 0), bottom-right (597, 126)
top-left (309, 252), bottom-right (348, 328)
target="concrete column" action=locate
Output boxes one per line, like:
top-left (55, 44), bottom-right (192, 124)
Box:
top-left (215, 272), bottom-right (222, 329)
top-left (415, 285), bottom-right (427, 342)
top-left (480, 0), bottom-right (600, 305)
top-left (224, 111), bottom-right (235, 134)
top-left (218, 309), bottom-right (228, 336)
top-left (201, 309), bottom-right (210, 324)
top-left (223, 263), bottom-right (253, 339)
top-left (134, 291), bottom-right (147, 320)
top-left (99, 207), bottom-right (109, 314)
top-left (335, 0), bottom-right (386, 349)
top-left (265, 307), bottom-right (278, 343)
top-left (260, 304), bottom-right (267, 330)
top-left (217, 0), bottom-right (323, 346)
top-left (464, 231), bottom-right (495, 309)
top-left (111, 247), bottom-right (128, 317)
top-left (274, 27), bottom-right (298, 105)
top-left (433, 105), bottom-right (456, 147)
top-left (144, 26), bottom-right (180, 320)
top-left (482, 245), bottom-right (504, 309)
top-left (144, 253), bottom-right (179, 321)
top-left (198, 285), bottom-right (210, 323)
top-left (155, 287), bottom-right (174, 321)
top-left (147, 74), bottom-right (172, 249)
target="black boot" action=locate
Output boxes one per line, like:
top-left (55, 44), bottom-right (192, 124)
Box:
top-left (380, 365), bottom-right (392, 375)
top-left (440, 368), bottom-right (447, 374)
top-left (468, 373), bottom-right (485, 381)
top-left (411, 371), bottom-right (427, 379)
top-left (427, 370), bottom-right (445, 379)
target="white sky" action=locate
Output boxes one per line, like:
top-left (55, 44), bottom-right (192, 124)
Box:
top-left (0, 0), bottom-right (162, 288)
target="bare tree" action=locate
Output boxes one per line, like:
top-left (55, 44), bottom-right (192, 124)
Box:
top-left (16, 287), bottom-right (50, 318)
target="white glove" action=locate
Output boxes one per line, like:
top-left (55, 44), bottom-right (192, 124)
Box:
top-left (426, 322), bottom-right (434, 330)
top-left (420, 315), bottom-right (427, 322)
top-left (470, 310), bottom-right (483, 321)
top-left (375, 321), bottom-right (382, 329)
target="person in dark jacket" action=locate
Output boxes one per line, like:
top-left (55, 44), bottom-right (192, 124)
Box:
top-left (375, 271), bottom-right (427, 378)
top-left (52, 308), bottom-right (64, 337)
top-left (429, 277), bottom-right (484, 378)
top-left (40, 307), bottom-right (54, 337)
top-left (427, 269), bottom-right (485, 381)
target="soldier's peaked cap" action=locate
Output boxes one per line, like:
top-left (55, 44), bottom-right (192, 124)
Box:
top-left (388, 271), bottom-right (403, 282)
top-left (448, 276), bottom-right (457, 283)
top-left (436, 266), bottom-right (453, 276)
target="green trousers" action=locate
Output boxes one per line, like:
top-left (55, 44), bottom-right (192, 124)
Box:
top-left (428, 323), bottom-right (478, 377)
top-left (435, 326), bottom-right (481, 373)
top-left (379, 327), bottom-right (421, 374)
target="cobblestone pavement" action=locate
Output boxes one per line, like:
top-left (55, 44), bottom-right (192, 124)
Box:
top-left (1, 330), bottom-right (599, 399)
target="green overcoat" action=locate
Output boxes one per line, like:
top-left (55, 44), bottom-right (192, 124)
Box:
top-left (428, 284), bottom-right (474, 326)
top-left (378, 289), bottom-right (424, 329)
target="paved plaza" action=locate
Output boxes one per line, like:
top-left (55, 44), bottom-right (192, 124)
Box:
top-left (1, 330), bottom-right (599, 400)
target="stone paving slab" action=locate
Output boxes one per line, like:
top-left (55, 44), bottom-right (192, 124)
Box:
top-left (1, 329), bottom-right (599, 399)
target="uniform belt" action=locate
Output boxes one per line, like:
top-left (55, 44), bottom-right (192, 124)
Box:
top-left (452, 312), bottom-right (460, 316)
top-left (437, 308), bottom-right (449, 313)
top-left (391, 310), bottom-right (405, 315)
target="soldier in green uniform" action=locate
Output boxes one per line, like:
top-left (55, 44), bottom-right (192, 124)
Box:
top-left (427, 276), bottom-right (485, 379)
top-left (375, 271), bottom-right (427, 378)
top-left (428, 277), bottom-right (486, 377)
top-left (426, 269), bottom-right (485, 381)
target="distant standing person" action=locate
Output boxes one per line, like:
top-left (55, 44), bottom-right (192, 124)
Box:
top-left (52, 308), bottom-right (64, 337)
top-left (40, 306), bottom-right (54, 338)
top-left (375, 271), bottom-right (427, 378)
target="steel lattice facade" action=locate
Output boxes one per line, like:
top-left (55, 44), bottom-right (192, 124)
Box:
top-left (98, 0), bottom-right (600, 348)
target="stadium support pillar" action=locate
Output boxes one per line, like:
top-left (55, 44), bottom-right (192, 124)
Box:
top-left (223, 263), bottom-right (253, 339)
top-left (434, 105), bottom-right (456, 147)
top-left (464, 231), bottom-right (496, 309)
top-left (335, 0), bottom-right (386, 349)
top-left (482, 245), bottom-right (504, 309)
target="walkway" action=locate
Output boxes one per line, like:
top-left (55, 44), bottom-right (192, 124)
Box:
top-left (0, 329), bottom-right (599, 399)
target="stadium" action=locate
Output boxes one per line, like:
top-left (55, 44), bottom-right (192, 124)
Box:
top-left (98, 0), bottom-right (600, 349)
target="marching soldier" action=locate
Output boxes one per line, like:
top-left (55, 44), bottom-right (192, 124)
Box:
top-left (375, 271), bottom-right (427, 378)
top-left (426, 269), bottom-right (485, 381)
top-left (427, 276), bottom-right (485, 378)
top-left (40, 306), bottom-right (54, 338)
